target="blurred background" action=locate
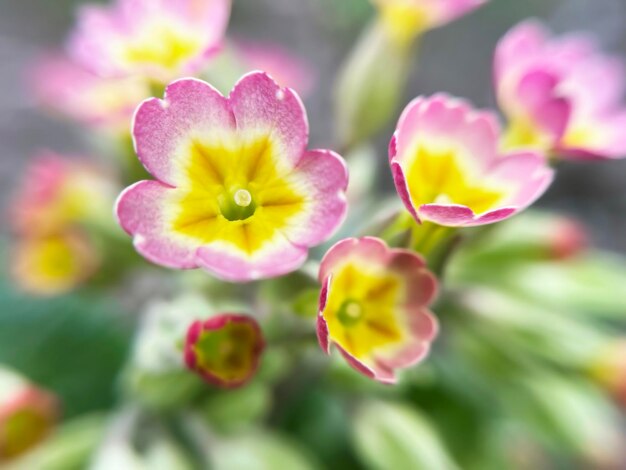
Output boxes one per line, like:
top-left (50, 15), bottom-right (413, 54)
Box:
top-left (1, 1), bottom-right (626, 469)
top-left (1, 0), bottom-right (626, 251)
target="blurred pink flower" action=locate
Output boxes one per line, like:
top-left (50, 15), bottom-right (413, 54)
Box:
top-left (68, 0), bottom-right (231, 82)
top-left (0, 368), bottom-right (58, 461)
top-left (116, 72), bottom-right (348, 282)
top-left (11, 152), bottom-right (117, 235)
top-left (234, 40), bottom-right (316, 98)
top-left (184, 314), bottom-right (265, 388)
top-left (29, 54), bottom-right (148, 134)
top-left (547, 216), bottom-right (589, 260)
top-left (389, 94), bottom-right (554, 227)
top-left (317, 237), bottom-right (438, 384)
top-left (11, 231), bottom-right (100, 297)
top-left (372, 0), bottom-right (487, 43)
top-left (495, 20), bottom-right (626, 160)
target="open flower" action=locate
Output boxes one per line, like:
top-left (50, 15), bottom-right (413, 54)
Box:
top-left (495, 20), bottom-right (626, 160)
top-left (389, 94), bottom-right (554, 227)
top-left (317, 237), bottom-right (438, 383)
top-left (11, 152), bottom-right (117, 235)
top-left (0, 367), bottom-right (58, 461)
top-left (29, 54), bottom-right (148, 134)
top-left (184, 314), bottom-right (265, 388)
top-left (12, 232), bottom-right (100, 296)
top-left (372, 0), bottom-right (487, 44)
top-left (116, 73), bottom-right (348, 281)
top-left (68, 0), bottom-right (231, 82)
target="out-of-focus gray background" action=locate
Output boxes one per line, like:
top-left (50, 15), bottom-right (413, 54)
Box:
top-left (2, 0), bottom-right (626, 250)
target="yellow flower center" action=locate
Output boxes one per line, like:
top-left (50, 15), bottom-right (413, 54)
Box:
top-left (119, 20), bottom-right (204, 72)
top-left (218, 188), bottom-right (257, 221)
top-left (3, 407), bottom-right (52, 459)
top-left (405, 143), bottom-right (509, 215)
top-left (337, 299), bottom-right (365, 326)
top-left (171, 134), bottom-right (306, 255)
top-left (323, 263), bottom-right (404, 359)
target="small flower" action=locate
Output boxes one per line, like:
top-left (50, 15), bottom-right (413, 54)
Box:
top-left (29, 54), bottom-right (148, 134)
top-left (184, 314), bottom-right (265, 388)
top-left (591, 340), bottom-right (626, 408)
top-left (116, 73), bottom-right (348, 281)
top-left (495, 20), bottom-right (626, 160)
top-left (11, 232), bottom-right (100, 296)
top-left (0, 367), bottom-right (58, 461)
top-left (317, 237), bottom-right (438, 383)
top-left (372, 0), bottom-right (487, 44)
top-left (389, 94), bottom-right (554, 227)
top-left (11, 152), bottom-right (117, 235)
top-left (234, 41), bottom-right (316, 98)
top-left (68, 0), bottom-right (231, 82)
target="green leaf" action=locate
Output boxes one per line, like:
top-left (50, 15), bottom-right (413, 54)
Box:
top-left (352, 400), bottom-right (459, 470)
top-left (210, 432), bottom-right (319, 470)
top-left (0, 283), bottom-right (132, 418)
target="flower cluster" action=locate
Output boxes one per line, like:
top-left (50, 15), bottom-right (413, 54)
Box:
top-left (496, 20), bottom-right (626, 160)
top-left (9, 1), bottom-right (626, 465)
top-left (10, 153), bottom-right (117, 295)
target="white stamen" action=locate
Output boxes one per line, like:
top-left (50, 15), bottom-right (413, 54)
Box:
top-left (345, 302), bottom-right (362, 319)
top-left (276, 89), bottom-right (285, 101)
top-left (234, 189), bottom-right (252, 207)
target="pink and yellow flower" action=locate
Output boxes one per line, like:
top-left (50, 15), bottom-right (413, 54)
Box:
top-left (11, 232), bottom-right (100, 296)
top-left (389, 94), bottom-right (554, 227)
top-left (372, 0), bottom-right (487, 44)
top-left (11, 152), bottom-right (117, 235)
top-left (29, 54), bottom-right (148, 134)
top-left (234, 41), bottom-right (316, 98)
top-left (495, 20), bottom-right (626, 160)
top-left (0, 368), bottom-right (58, 461)
top-left (68, 0), bottom-right (231, 82)
top-left (184, 314), bottom-right (265, 388)
top-left (116, 72), bottom-right (348, 282)
top-left (317, 237), bottom-right (438, 383)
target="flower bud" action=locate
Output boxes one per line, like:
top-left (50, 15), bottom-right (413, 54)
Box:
top-left (0, 368), bottom-right (58, 461)
top-left (185, 314), bottom-right (265, 388)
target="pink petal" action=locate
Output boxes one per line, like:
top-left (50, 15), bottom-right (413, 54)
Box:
top-left (279, 149), bottom-right (348, 247)
top-left (116, 180), bottom-right (199, 269)
top-left (195, 238), bottom-right (308, 282)
top-left (133, 78), bottom-right (235, 187)
top-left (229, 72), bottom-right (309, 169)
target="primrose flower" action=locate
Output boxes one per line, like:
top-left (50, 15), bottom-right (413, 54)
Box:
top-left (184, 314), bottom-right (265, 388)
top-left (495, 20), bottom-right (626, 160)
top-left (372, 0), bottom-right (487, 44)
top-left (0, 367), bottom-right (58, 461)
top-left (116, 73), bottom-right (348, 281)
top-left (68, 0), bottom-right (231, 82)
top-left (389, 94), bottom-right (554, 227)
top-left (234, 41), bottom-right (316, 98)
top-left (11, 152), bottom-right (117, 235)
top-left (12, 232), bottom-right (99, 296)
top-left (317, 237), bottom-right (438, 383)
top-left (29, 54), bottom-right (148, 134)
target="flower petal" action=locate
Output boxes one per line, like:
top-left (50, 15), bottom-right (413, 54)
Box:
top-left (229, 72), bottom-right (309, 169)
top-left (133, 78), bottom-right (235, 187)
top-left (116, 180), bottom-right (199, 269)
